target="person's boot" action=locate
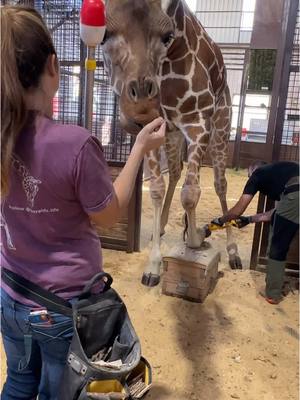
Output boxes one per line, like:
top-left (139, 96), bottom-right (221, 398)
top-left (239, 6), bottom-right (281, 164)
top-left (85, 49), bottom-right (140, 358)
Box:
top-left (264, 259), bottom-right (285, 304)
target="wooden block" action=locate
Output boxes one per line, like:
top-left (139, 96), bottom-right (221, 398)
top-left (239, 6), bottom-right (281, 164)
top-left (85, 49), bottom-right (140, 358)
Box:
top-left (162, 243), bottom-right (220, 303)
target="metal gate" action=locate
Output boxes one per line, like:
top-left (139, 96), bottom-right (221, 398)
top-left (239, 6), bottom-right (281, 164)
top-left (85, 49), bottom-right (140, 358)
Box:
top-left (3, 0), bottom-right (142, 252)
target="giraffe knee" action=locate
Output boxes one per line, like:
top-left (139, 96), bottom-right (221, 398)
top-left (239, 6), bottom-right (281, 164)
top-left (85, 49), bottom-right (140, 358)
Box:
top-left (150, 176), bottom-right (166, 202)
top-left (181, 184), bottom-right (201, 210)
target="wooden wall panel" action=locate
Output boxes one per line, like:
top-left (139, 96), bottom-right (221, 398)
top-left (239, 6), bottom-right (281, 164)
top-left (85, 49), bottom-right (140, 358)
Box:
top-left (95, 163), bottom-right (140, 252)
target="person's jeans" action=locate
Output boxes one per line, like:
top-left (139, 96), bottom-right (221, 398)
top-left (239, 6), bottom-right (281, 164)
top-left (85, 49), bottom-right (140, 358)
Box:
top-left (1, 288), bottom-right (73, 400)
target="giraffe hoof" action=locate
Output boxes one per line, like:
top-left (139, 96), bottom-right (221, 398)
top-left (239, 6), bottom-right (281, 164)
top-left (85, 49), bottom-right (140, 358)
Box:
top-left (229, 255), bottom-right (243, 270)
top-left (141, 273), bottom-right (160, 287)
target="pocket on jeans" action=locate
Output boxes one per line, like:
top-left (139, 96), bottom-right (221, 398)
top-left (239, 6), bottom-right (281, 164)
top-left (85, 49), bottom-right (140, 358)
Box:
top-left (29, 312), bottom-right (73, 343)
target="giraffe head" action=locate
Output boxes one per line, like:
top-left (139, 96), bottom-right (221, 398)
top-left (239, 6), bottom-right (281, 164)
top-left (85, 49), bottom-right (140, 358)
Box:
top-left (102, 0), bottom-right (176, 134)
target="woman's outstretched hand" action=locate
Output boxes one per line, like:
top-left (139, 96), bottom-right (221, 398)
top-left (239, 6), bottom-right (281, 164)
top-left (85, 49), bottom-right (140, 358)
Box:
top-left (135, 117), bottom-right (166, 154)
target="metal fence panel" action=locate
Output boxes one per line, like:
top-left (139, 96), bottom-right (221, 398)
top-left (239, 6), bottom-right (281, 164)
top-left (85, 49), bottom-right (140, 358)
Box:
top-left (280, 10), bottom-right (299, 158)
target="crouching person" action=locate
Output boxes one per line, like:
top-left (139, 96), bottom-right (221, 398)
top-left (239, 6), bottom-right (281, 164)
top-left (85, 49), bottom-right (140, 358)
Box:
top-left (211, 161), bottom-right (299, 304)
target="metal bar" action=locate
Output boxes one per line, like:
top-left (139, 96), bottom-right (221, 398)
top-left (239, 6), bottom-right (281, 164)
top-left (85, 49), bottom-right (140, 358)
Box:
top-left (60, 68), bottom-right (108, 88)
top-left (127, 187), bottom-right (136, 253)
top-left (232, 49), bottom-right (250, 169)
top-left (111, 95), bottom-right (119, 158)
top-left (238, 8), bottom-right (243, 44)
top-left (59, 60), bottom-right (104, 68)
top-left (219, 44), bottom-right (250, 49)
top-left (78, 40), bottom-right (86, 127)
top-left (195, 10), bottom-right (254, 14)
top-left (272, 0), bottom-right (298, 161)
top-left (134, 165), bottom-right (143, 252)
top-left (83, 46), bottom-right (96, 131)
top-left (265, 0), bottom-right (298, 162)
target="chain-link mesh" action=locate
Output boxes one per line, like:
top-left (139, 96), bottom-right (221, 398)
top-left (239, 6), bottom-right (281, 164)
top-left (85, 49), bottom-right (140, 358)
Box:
top-left (2, 0), bottom-right (132, 162)
top-left (280, 9), bottom-right (299, 160)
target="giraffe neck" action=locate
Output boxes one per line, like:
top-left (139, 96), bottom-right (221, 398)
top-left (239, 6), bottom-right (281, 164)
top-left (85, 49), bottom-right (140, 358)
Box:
top-left (159, 0), bottom-right (227, 125)
top-left (164, 0), bottom-right (202, 62)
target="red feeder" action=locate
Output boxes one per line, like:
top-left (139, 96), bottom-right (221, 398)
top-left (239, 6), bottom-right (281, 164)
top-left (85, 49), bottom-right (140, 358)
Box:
top-left (80, 0), bottom-right (106, 47)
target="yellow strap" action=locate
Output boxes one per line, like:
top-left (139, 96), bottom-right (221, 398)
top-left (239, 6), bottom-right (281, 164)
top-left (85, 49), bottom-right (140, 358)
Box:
top-left (208, 220), bottom-right (237, 231)
top-left (85, 58), bottom-right (96, 71)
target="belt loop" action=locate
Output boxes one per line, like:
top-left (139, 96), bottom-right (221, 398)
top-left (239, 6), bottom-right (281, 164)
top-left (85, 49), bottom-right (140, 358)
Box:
top-left (18, 334), bottom-right (33, 371)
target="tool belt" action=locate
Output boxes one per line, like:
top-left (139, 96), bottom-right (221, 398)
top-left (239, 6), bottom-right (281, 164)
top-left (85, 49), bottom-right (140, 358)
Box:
top-left (284, 176), bottom-right (299, 195)
top-left (283, 184), bottom-right (299, 196)
top-left (2, 268), bottom-right (152, 400)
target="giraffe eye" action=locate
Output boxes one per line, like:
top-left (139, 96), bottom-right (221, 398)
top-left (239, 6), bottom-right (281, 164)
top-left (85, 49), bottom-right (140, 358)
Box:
top-left (161, 32), bottom-right (174, 47)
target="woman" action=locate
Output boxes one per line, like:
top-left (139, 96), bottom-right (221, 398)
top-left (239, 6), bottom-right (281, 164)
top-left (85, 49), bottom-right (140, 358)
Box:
top-left (0, 5), bottom-right (165, 399)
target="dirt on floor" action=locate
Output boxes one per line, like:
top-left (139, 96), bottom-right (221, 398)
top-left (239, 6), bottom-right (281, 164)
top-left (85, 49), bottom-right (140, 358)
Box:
top-left (1, 167), bottom-right (299, 400)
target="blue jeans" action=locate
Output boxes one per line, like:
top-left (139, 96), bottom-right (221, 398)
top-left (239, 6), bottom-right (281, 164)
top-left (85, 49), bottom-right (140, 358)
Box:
top-left (1, 289), bottom-right (73, 400)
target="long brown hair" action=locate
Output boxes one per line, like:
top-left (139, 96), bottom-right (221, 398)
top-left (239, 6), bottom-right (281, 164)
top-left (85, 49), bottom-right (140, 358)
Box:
top-left (1, 6), bottom-right (56, 196)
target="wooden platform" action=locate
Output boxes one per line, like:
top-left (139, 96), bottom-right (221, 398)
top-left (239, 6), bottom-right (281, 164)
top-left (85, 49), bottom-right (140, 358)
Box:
top-left (162, 243), bottom-right (220, 303)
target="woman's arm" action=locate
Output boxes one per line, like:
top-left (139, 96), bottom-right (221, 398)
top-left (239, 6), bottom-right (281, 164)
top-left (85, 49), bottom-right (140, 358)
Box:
top-left (89, 118), bottom-right (166, 228)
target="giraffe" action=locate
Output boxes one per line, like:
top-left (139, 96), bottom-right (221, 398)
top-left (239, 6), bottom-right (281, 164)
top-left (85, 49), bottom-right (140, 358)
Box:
top-left (1, 155), bottom-right (41, 251)
top-left (102, 0), bottom-right (242, 286)
top-left (11, 155), bottom-right (41, 208)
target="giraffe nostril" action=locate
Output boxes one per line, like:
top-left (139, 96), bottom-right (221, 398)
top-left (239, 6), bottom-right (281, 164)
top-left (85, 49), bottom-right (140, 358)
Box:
top-left (127, 78), bottom-right (157, 101)
top-left (127, 81), bottom-right (139, 102)
top-left (146, 79), bottom-right (157, 98)
top-left (131, 87), bottom-right (137, 99)
top-left (148, 81), bottom-right (153, 97)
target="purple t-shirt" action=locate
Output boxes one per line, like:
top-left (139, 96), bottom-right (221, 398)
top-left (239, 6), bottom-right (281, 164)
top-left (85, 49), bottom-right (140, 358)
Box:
top-left (1, 116), bottom-right (113, 306)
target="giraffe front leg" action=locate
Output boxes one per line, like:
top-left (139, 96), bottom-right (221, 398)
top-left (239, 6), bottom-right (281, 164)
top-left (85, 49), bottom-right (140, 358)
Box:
top-left (218, 192), bottom-right (242, 269)
top-left (142, 150), bottom-right (166, 287)
top-left (214, 175), bottom-right (242, 269)
top-left (181, 125), bottom-right (209, 249)
top-left (160, 131), bottom-right (184, 236)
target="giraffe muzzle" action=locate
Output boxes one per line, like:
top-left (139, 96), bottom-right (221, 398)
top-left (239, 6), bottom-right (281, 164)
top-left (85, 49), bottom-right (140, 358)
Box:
top-left (119, 91), bottom-right (161, 135)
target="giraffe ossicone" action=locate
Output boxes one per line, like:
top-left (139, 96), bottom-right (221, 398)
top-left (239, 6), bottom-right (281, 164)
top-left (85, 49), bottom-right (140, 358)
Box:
top-left (103, 0), bottom-right (242, 286)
